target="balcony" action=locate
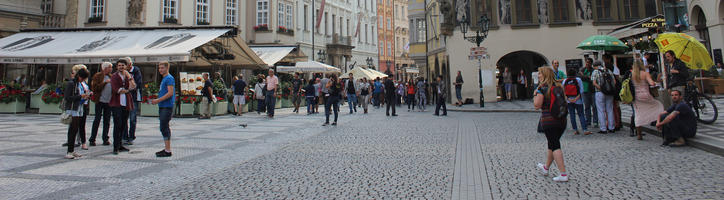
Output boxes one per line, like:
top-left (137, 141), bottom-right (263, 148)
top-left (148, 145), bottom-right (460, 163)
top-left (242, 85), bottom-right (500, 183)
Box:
top-left (331, 34), bottom-right (352, 46)
top-left (41, 14), bottom-right (64, 28)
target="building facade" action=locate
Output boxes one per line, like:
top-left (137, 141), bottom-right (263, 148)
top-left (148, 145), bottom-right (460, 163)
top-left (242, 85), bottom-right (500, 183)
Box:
top-left (378, 0), bottom-right (395, 76)
top-left (75, 0), bottom-right (246, 28)
top-left (408, 0), bottom-right (426, 79)
top-left (394, 0), bottom-right (415, 81)
top-left (686, 0), bottom-right (724, 67)
top-left (0, 0), bottom-right (44, 38)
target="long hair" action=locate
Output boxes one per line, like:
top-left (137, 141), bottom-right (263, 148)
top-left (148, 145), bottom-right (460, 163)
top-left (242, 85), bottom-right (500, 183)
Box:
top-left (537, 66), bottom-right (557, 88)
top-left (632, 60), bottom-right (644, 82)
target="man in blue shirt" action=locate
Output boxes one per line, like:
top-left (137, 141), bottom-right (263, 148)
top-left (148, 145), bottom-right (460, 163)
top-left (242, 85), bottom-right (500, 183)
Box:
top-left (151, 61), bottom-right (175, 157)
top-left (656, 90), bottom-right (697, 147)
top-left (373, 78), bottom-right (383, 108)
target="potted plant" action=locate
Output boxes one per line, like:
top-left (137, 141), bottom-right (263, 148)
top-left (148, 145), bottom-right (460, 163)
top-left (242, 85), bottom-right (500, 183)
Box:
top-left (0, 82), bottom-right (25, 113)
top-left (213, 96), bottom-right (228, 115)
top-left (178, 95), bottom-right (199, 116)
top-left (280, 81), bottom-right (292, 108)
top-left (197, 21), bottom-right (210, 25)
top-left (163, 17), bottom-right (178, 24)
top-left (254, 24), bottom-right (269, 31)
top-left (39, 84), bottom-right (63, 114)
top-left (140, 82), bottom-right (160, 116)
top-left (87, 16), bottom-right (103, 23)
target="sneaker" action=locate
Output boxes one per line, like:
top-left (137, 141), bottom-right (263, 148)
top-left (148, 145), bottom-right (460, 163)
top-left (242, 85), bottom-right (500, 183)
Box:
top-left (322, 123), bottom-right (329, 126)
top-left (89, 142), bottom-right (96, 146)
top-left (72, 152), bottom-right (82, 158)
top-left (536, 163), bottom-right (549, 176)
top-left (331, 122), bottom-right (337, 126)
top-left (102, 141), bottom-right (111, 146)
top-left (155, 150), bottom-right (172, 157)
top-left (583, 131), bottom-right (592, 135)
top-left (118, 147), bottom-right (130, 152)
top-left (553, 175), bottom-right (569, 182)
top-left (573, 131), bottom-right (580, 135)
top-left (64, 153), bottom-right (76, 159)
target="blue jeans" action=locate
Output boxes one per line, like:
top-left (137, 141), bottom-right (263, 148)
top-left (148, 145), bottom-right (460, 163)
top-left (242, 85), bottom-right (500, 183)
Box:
top-left (125, 101), bottom-right (139, 142)
top-left (325, 95), bottom-right (339, 123)
top-left (567, 103), bottom-right (587, 131)
top-left (583, 92), bottom-right (597, 125)
top-left (111, 106), bottom-right (128, 150)
top-left (347, 93), bottom-right (357, 112)
top-left (306, 96), bottom-right (314, 114)
top-left (90, 102), bottom-right (111, 143)
top-left (265, 90), bottom-right (276, 116)
top-left (159, 107), bottom-right (173, 140)
top-left (455, 87), bottom-right (462, 101)
top-left (256, 99), bottom-right (265, 113)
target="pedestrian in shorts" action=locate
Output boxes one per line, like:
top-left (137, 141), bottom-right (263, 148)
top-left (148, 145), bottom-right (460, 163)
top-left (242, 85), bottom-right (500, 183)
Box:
top-left (232, 74), bottom-right (247, 116)
top-left (151, 61), bottom-right (175, 157)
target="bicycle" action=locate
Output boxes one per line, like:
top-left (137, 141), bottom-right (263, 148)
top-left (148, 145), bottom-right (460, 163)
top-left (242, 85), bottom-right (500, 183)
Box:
top-left (684, 81), bottom-right (718, 124)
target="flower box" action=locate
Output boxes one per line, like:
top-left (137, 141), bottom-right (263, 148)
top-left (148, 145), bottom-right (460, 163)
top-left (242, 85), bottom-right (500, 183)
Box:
top-left (281, 98), bottom-right (292, 108)
top-left (140, 103), bottom-right (159, 117)
top-left (275, 97), bottom-right (282, 109)
top-left (213, 101), bottom-right (228, 115)
top-left (179, 103), bottom-right (197, 116)
top-left (0, 100), bottom-right (25, 113)
top-left (39, 102), bottom-right (62, 114)
top-left (30, 94), bottom-right (42, 109)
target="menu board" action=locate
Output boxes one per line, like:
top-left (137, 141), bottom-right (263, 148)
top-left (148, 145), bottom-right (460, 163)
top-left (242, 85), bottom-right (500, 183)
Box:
top-left (179, 72), bottom-right (204, 95)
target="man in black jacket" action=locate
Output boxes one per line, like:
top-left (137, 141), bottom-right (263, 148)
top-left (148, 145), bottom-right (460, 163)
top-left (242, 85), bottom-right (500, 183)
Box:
top-left (124, 57), bottom-right (142, 145)
top-left (384, 75), bottom-right (397, 116)
top-left (664, 50), bottom-right (690, 96)
top-left (434, 75), bottom-right (447, 116)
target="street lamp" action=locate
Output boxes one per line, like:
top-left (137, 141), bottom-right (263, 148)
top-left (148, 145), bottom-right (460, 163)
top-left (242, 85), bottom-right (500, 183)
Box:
top-left (366, 57), bottom-right (374, 68)
top-left (460, 15), bottom-right (491, 107)
top-left (317, 50), bottom-right (326, 63)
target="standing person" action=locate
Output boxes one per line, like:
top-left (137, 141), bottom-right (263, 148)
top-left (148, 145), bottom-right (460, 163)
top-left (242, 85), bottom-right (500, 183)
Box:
top-left (503, 67), bottom-right (513, 101)
top-left (90, 62), bottom-right (113, 146)
top-left (396, 81), bottom-right (405, 107)
top-left (656, 90), bottom-right (697, 146)
top-left (416, 77), bottom-right (426, 111)
top-left (563, 68), bottom-right (591, 135)
top-left (603, 54), bottom-right (622, 130)
top-left (314, 78), bottom-right (321, 113)
top-left (63, 67), bottom-right (91, 159)
top-left (406, 79), bottom-right (416, 111)
top-left (631, 61), bottom-right (664, 140)
top-left (125, 57), bottom-right (142, 146)
top-left (454, 71), bottom-right (464, 106)
top-left (324, 74), bottom-right (341, 126)
top-left (199, 73), bottom-right (214, 119)
top-left (151, 61), bottom-right (175, 157)
top-left (358, 77), bottom-right (371, 114)
top-left (384, 75), bottom-right (398, 116)
top-left (664, 50), bottom-right (690, 96)
top-left (372, 78), bottom-right (383, 108)
top-left (551, 60), bottom-right (567, 80)
top-left (265, 69), bottom-right (279, 118)
top-left (320, 75), bottom-right (331, 114)
top-left (77, 65), bottom-right (91, 150)
top-left (531, 70), bottom-right (539, 94)
top-left (592, 61), bottom-right (616, 134)
top-left (579, 58), bottom-right (598, 128)
top-left (344, 73), bottom-right (358, 114)
top-left (434, 75), bottom-right (447, 116)
top-left (305, 79), bottom-right (316, 115)
top-left (518, 69), bottom-right (528, 99)
top-left (110, 59), bottom-right (134, 155)
top-left (534, 67), bottom-right (569, 182)
top-left (254, 74), bottom-right (266, 114)
top-left (292, 73), bottom-right (303, 113)
top-left (232, 74), bottom-right (247, 116)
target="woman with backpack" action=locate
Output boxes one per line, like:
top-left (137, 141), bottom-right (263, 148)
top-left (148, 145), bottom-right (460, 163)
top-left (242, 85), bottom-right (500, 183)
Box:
top-left (406, 79), bottom-right (416, 111)
top-left (631, 60), bottom-right (664, 140)
top-left (254, 74), bottom-right (266, 115)
top-left (534, 67), bottom-right (569, 182)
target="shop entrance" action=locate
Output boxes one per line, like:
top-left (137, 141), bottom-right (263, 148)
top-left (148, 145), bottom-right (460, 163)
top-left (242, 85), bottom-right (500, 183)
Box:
top-left (496, 51), bottom-right (548, 100)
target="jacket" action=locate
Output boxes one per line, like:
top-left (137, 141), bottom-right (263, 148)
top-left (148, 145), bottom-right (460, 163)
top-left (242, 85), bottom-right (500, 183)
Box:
top-left (667, 59), bottom-right (689, 88)
top-left (128, 66), bottom-right (143, 102)
top-left (437, 83), bottom-right (447, 99)
top-left (109, 72), bottom-right (134, 110)
top-left (344, 79), bottom-right (357, 94)
top-left (63, 78), bottom-right (82, 111)
top-left (90, 72), bottom-right (108, 102)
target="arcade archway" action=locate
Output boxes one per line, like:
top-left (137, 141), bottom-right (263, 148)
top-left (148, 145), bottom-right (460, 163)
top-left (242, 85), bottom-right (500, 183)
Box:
top-left (496, 51), bottom-right (549, 100)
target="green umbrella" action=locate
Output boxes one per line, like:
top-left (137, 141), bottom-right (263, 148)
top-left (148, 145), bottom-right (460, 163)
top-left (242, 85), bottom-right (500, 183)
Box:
top-left (576, 35), bottom-right (629, 51)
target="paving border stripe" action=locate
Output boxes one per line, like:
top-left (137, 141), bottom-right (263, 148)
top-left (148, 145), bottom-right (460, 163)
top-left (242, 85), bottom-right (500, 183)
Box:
top-left (621, 121), bottom-right (724, 157)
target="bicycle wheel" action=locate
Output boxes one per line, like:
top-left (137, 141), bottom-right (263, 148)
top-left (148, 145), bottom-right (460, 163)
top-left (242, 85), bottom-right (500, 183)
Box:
top-left (694, 94), bottom-right (718, 124)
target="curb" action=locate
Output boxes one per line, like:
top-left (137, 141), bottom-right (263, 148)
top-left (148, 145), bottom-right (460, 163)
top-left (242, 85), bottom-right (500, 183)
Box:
top-left (622, 121), bottom-right (724, 157)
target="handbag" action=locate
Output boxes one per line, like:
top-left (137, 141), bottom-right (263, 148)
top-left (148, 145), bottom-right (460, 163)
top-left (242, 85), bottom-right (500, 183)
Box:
top-left (59, 99), bottom-right (72, 124)
top-left (649, 86), bottom-right (659, 97)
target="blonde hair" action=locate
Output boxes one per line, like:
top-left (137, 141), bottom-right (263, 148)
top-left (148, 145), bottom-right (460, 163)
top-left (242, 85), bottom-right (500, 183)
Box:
top-left (101, 62), bottom-right (113, 70)
top-left (537, 66), bottom-right (557, 88)
top-left (632, 60), bottom-right (644, 82)
top-left (72, 64), bottom-right (87, 74)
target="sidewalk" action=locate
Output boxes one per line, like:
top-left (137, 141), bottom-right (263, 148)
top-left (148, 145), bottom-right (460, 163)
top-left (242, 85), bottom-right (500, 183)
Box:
top-left (447, 100), bottom-right (537, 112)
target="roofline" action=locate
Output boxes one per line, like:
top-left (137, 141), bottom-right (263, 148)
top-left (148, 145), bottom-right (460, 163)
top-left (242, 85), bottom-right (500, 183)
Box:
top-left (20, 25), bottom-right (238, 36)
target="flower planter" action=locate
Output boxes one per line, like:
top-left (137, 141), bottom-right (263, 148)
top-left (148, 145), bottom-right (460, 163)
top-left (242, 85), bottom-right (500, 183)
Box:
top-left (140, 103), bottom-right (159, 117)
top-left (275, 98), bottom-right (282, 109)
top-left (179, 103), bottom-right (197, 116)
top-left (30, 94), bottom-right (42, 109)
top-left (213, 101), bottom-right (228, 115)
top-left (281, 98), bottom-right (292, 108)
top-left (39, 102), bottom-right (62, 114)
top-left (0, 100), bottom-right (25, 113)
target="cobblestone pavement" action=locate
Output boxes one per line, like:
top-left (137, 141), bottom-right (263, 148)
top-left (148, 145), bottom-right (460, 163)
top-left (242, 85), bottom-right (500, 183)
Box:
top-left (1, 106), bottom-right (724, 199)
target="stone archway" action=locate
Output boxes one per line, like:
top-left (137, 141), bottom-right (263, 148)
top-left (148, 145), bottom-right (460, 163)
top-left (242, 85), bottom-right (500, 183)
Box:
top-left (496, 50), bottom-right (549, 100)
top-left (720, 0), bottom-right (724, 23)
top-left (691, 5), bottom-right (712, 52)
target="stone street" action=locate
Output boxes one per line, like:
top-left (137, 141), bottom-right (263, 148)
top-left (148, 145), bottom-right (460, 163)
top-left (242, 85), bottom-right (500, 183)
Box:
top-left (0, 106), bottom-right (723, 199)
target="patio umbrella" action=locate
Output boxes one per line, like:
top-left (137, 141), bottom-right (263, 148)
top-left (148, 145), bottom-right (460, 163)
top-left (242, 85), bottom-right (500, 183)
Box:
top-left (576, 35), bottom-right (629, 51)
top-left (654, 32), bottom-right (713, 70)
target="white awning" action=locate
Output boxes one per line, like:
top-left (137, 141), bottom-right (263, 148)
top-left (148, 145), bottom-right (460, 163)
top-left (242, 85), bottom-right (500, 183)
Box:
top-left (0, 28), bottom-right (231, 64)
top-left (250, 46), bottom-right (295, 66)
top-left (277, 61), bottom-right (341, 73)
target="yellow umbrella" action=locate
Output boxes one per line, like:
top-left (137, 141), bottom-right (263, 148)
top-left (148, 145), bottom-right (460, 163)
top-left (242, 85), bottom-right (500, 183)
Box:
top-left (654, 32), bottom-right (714, 70)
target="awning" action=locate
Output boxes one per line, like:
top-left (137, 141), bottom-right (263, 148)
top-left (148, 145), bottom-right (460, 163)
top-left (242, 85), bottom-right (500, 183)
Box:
top-left (340, 67), bottom-right (377, 79)
top-left (366, 68), bottom-right (388, 78)
top-left (608, 14), bottom-right (665, 40)
top-left (250, 46), bottom-right (296, 66)
top-left (0, 28), bottom-right (233, 64)
top-left (277, 61), bottom-right (341, 73)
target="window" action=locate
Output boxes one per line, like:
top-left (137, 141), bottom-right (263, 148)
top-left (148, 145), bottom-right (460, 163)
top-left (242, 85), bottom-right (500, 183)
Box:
top-left (196, 0), bottom-right (210, 24)
top-left (315, 9), bottom-right (319, 33)
top-left (286, 5), bottom-right (293, 28)
top-left (365, 24), bottom-right (368, 43)
top-left (225, 0), bottom-right (238, 25)
top-left (622, 0), bottom-right (639, 20)
top-left (162, 0), bottom-right (178, 21)
top-left (595, 0), bottom-right (612, 21)
top-left (387, 19), bottom-right (391, 30)
top-left (515, 0), bottom-right (532, 24)
top-left (387, 43), bottom-right (391, 56)
top-left (332, 14), bottom-right (336, 35)
top-left (325, 12), bottom-right (328, 36)
top-left (41, 0), bottom-right (53, 14)
top-left (339, 17), bottom-right (343, 37)
top-left (89, 0), bottom-right (104, 19)
top-left (551, 0), bottom-right (569, 22)
top-left (304, 5), bottom-right (308, 30)
top-left (346, 19), bottom-right (350, 37)
top-left (278, 3), bottom-right (285, 28)
top-left (257, 0), bottom-right (269, 26)
top-left (417, 19), bottom-right (425, 42)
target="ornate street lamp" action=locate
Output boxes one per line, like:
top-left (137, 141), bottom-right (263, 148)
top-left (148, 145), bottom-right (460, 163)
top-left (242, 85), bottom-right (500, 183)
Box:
top-left (460, 15), bottom-right (490, 47)
top-left (317, 50), bottom-right (326, 63)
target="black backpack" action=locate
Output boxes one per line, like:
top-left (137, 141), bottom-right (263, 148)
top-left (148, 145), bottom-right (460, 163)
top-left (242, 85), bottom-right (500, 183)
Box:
top-left (549, 86), bottom-right (569, 119)
top-left (599, 70), bottom-right (616, 95)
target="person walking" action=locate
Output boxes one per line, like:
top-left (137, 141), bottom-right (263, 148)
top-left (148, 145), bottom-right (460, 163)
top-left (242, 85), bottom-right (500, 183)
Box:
top-left (90, 62), bottom-right (113, 146)
top-left (232, 74), bottom-right (247, 116)
top-left (324, 74), bottom-right (341, 126)
top-left (358, 77), bottom-right (371, 114)
top-left (314, 78), bottom-right (321, 114)
top-left (396, 81), bottom-right (405, 107)
top-left (151, 61), bottom-right (175, 157)
top-left (534, 67), bottom-right (569, 182)
top-left (579, 58), bottom-right (598, 128)
top-left (503, 67), bottom-right (513, 101)
top-left (434, 75), bottom-right (447, 116)
top-left (406, 79), bottom-right (416, 111)
top-left (63, 66), bottom-right (91, 159)
top-left (125, 57), bottom-right (142, 146)
top-left (373, 78), bottom-right (383, 108)
top-left (110, 59), bottom-right (134, 155)
top-left (254, 74), bottom-right (266, 114)
top-left (265, 69), bottom-right (279, 118)
top-left (563, 68), bottom-right (591, 135)
top-left (344, 73), bottom-right (358, 114)
top-left (416, 77), bottom-right (426, 111)
top-left (305, 79), bottom-right (316, 115)
top-left (454, 71), bottom-right (464, 106)
top-left (631, 60), bottom-right (664, 140)
top-left (384, 75), bottom-right (397, 116)
top-left (592, 61), bottom-right (617, 134)
top-left (292, 73), bottom-right (303, 113)
top-left (199, 73), bottom-right (214, 119)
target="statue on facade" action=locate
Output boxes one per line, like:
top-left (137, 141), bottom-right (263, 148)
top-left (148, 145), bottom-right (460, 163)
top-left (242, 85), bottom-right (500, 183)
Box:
top-left (128, 0), bottom-right (145, 26)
